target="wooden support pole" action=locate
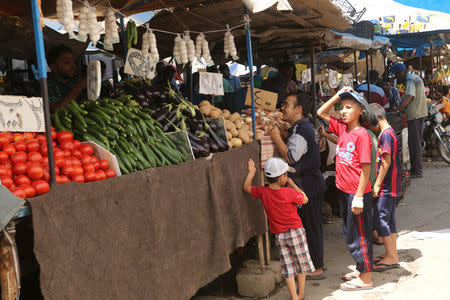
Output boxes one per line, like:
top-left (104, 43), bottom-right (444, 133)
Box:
top-left (257, 234), bottom-right (265, 268)
top-left (354, 51), bottom-right (358, 84)
top-left (0, 224), bottom-right (20, 300)
top-left (430, 42), bottom-right (434, 98)
top-left (419, 56), bottom-right (423, 78)
top-left (261, 172), bottom-right (271, 265)
top-left (311, 46), bottom-right (317, 125)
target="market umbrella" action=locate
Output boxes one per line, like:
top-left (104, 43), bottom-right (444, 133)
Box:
top-left (393, 0), bottom-right (450, 14)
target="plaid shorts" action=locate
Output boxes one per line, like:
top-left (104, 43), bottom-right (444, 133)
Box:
top-left (275, 228), bottom-right (315, 278)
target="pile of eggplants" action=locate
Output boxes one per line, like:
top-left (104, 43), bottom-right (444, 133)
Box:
top-left (116, 79), bottom-right (228, 158)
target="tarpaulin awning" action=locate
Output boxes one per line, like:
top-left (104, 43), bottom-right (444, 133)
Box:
top-left (394, 0), bottom-right (450, 14)
top-left (324, 31), bottom-right (391, 51)
top-left (386, 29), bottom-right (450, 50)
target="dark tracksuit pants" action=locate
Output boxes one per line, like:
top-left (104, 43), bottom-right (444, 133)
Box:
top-left (407, 117), bottom-right (424, 176)
top-left (298, 189), bottom-right (324, 270)
top-left (339, 191), bottom-right (373, 273)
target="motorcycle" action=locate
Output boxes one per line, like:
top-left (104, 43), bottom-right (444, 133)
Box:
top-left (423, 103), bottom-right (450, 164)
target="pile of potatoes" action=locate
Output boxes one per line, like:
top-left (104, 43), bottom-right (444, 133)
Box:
top-left (199, 101), bottom-right (256, 148)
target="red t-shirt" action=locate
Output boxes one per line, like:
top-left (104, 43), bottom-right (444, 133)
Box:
top-left (251, 186), bottom-right (304, 234)
top-left (328, 116), bottom-right (372, 194)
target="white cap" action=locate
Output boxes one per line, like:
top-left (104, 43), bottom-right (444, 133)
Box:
top-left (264, 157), bottom-right (295, 178)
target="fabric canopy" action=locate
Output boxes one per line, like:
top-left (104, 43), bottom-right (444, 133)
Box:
top-left (394, 0), bottom-right (450, 14)
top-left (324, 31), bottom-right (391, 51)
top-left (386, 29), bottom-right (450, 55)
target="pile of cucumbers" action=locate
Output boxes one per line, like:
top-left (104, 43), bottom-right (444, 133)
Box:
top-left (52, 98), bottom-right (190, 175)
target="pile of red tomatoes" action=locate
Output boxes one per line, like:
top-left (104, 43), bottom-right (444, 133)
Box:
top-left (0, 128), bottom-right (116, 199)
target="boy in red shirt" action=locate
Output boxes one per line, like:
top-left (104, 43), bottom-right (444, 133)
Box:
top-left (317, 88), bottom-right (374, 291)
top-left (243, 157), bottom-right (314, 300)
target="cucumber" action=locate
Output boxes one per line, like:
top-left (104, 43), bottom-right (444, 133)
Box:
top-left (117, 138), bottom-right (131, 154)
top-left (67, 102), bottom-right (88, 128)
top-left (87, 127), bottom-right (108, 143)
top-left (125, 124), bottom-right (138, 136)
top-left (83, 133), bottom-right (107, 149)
top-left (139, 140), bottom-right (156, 168)
top-left (132, 120), bottom-right (144, 138)
top-left (53, 109), bottom-right (67, 132)
top-left (101, 102), bottom-right (121, 113)
top-left (92, 108), bottom-right (112, 123)
top-left (121, 107), bottom-right (138, 120)
top-left (109, 122), bottom-right (123, 132)
top-left (115, 146), bottom-right (133, 171)
top-left (117, 112), bottom-right (132, 124)
top-left (97, 106), bottom-right (117, 116)
top-left (87, 112), bottom-right (106, 127)
top-left (70, 100), bottom-right (88, 115)
top-left (115, 155), bottom-right (129, 174)
top-left (85, 116), bottom-right (97, 126)
top-left (73, 121), bottom-right (87, 133)
top-left (156, 143), bottom-right (181, 164)
top-left (149, 143), bottom-right (170, 166)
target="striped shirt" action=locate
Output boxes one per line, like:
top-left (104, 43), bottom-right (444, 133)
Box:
top-left (376, 127), bottom-right (402, 197)
top-left (357, 83), bottom-right (390, 109)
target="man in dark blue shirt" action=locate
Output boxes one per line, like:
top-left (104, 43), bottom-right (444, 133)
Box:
top-left (270, 92), bottom-right (326, 279)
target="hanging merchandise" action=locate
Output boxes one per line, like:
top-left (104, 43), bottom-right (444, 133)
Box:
top-left (88, 6), bottom-right (101, 44)
top-left (179, 34), bottom-right (189, 65)
top-left (202, 35), bottom-right (212, 63)
top-left (141, 30), bottom-right (151, 59)
top-left (126, 20), bottom-right (138, 49)
top-left (148, 30), bottom-right (159, 61)
top-left (104, 7), bottom-right (120, 51)
top-left (195, 34), bottom-right (203, 60)
top-left (184, 31), bottom-right (195, 63)
top-left (77, 3), bottom-right (89, 42)
top-left (56, 0), bottom-right (75, 38)
top-left (173, 34), bottom-right (182, 63)
top-left (224, 27), bottom-right (239, 60)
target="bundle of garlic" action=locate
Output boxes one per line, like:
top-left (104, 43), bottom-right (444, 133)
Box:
top-left (202, 35), bottom-right (212, 63)
top-left (76, 4), bottom-right (89, 42)
top-left (56, 0), bottom-right (75, 38)
top-left (183, 32), bottom-right (196, 63)
top-left (141, 31), bottom-right (151, 59)
top-left (88, 6), bottom-right (101, 44)
top-left (173, 34), bottom-right (182, 63)
top-left (148, 30), bottom-right (159, 60)
top-left (195, 34), bottom-right (203, 60)
top-left (179, 35), bottom-right (189, 64)
top-left (103, 7), bottom-right (120, 51)
top-left (224, 28), bottom-right (238, 60)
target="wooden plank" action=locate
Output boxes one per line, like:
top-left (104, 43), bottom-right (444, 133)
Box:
top-left (261, 170), bottom-right (271, 265)
top-left (257, 234), bottom-right (265, 268)
top-left (0, 229), bottom-right (19, 300)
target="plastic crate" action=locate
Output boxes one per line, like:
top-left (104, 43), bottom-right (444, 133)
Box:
top-left (346, 21), bottom-right (374, 39)
top-left (386, 112), bottom-right (403, 134)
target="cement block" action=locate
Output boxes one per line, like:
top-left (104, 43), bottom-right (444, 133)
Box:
top-left (236, 269), bottom-right (275, 298)
top-left (242, 259), bottom-right (283, 283)
top-left (266, 260), bottom-right (283, 283)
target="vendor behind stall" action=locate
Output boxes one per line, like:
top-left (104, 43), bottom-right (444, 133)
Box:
top-left (46, 45), bottom-right (87, 110)
top-left (356, 70), bottom-right (389, 109)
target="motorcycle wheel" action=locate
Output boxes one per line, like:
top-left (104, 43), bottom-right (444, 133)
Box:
top-left (438, 135), bottom-right (450, 164)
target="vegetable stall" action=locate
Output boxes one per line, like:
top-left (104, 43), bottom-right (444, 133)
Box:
top-left (0, 0), bottom-right (353, 299)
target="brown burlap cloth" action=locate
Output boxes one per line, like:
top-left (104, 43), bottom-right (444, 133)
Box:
top-left (29, 141), bottom-right (266, 300)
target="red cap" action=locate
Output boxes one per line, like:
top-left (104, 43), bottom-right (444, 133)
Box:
top-left (169, 64), bottom-right (184, 82)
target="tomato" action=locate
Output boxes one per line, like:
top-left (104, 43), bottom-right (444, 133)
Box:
top-left (32, 180), bottom-right (50, 195)
top-left (63, 150), bottom-right (71, 158)
top-left (57, 175), bottom-right (70, 184)
top-left (14, 175), bottom-right (31, 186)
top-left (42, 171), bottom-right (50, 182)
top-left (25, 140), bottom-right (40, 152)
top-left (60, 141), bottom-right (74, 152)
top-left (19, 184), bottom-right (35, 198)
top-left (62, 166), bottom-right (74, 178)
top-left (27, 164), bottom-right (44, 180)
top-left (99, 160), bottom-right (109, 170)
top-left (0, 166), bottom-right (9, 177)
top-left (55, 158), bottom-right (65, 168)
top-left (27, 152), bottom-right (43, 163)
top-left (51, 127), bottom-right (56, 140)
top-left (12, 163), bottom-right (27, 175)
top-left (63, 159), bottom-right (73, 168)
top-left (0, 151), bottom-right (8, 162)
top-left (23, 132), bottom-right (35, 140)
top-left (12, 133), bottom-right (25, 143)
top-left (95, 170), bottom-right (107, 181)
top-left (0, 176), bottom-right (14, 188)
top-left (72, 150), bottom-right (82, 159)
top-left (84, 172), bottom-right (97, 182)
top-left (10, 187), bottom-right (26, 199)
top-left (42, 157), bottom-right (49, 165)
top-left (72, 140), bottom-right (82, 149)
top-left (90, 156), bottom-right (99, 164)
top-left (72, 174), bottom-right (85, 183)
top-left (71, 158), bottom-right (82, 167)
top-left (2, 145), bottom-right (15, 157)
top-left (94, 161), bottom-right (100, 170)
top-left (79, 144), bottom-right (94, 156)
top-left (0, 135), bottom-right (9, 146)
top-left (56, 131), bottom-right (73, 144)
top-left (81, 155), bottom-right (92, 165)
top-left (54, 149), bottom-right (65, 160)
top-left (11, 152), bottom-right (27, 164)
top-left (40, 144), bottom-right (48, 156)
top-left (72, 166), bottom-right (84, 176)
top-left (83, 163), bottom-right (95, 174)
top-left (13, 141), bottom-right (26, 152)
top-left (105, 169), bottom-right (116, 178)
top-left (36, 134), bottom-right (46, 145)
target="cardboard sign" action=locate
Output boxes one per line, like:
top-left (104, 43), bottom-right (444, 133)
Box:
top-left (328, 70), bottom-right (339, 88)
top-left (245, 87), bottom-right (278, 111)
top-left (87, 60), bottom-right (101, 101)
top-left (199, 72), bottom-right (224, 95)
top-left (341, 74), bottom-right (353, 88)
top-left (302, 68), bottom-right (311, 84)
top-left (0, 96), bottom-right (45, 132)
top-left (124, 48), bottom-right (157, 79)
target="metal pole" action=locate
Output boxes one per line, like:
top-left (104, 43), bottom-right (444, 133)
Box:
top-left (430, 42), bottom-right (434, 98)
top-left (120, 17), bottom-right (128, 60)
top-left (353, 51), bottom-right (358, 85)
top-left (365, 51), bottom-right (371, 103)
top-left (311, 46), bottom-right (317, 124)
top-left (31, 0), bottom-right (56, 186)
top-left (244, 5), bottom-right (256, 139)
top-left (439, 46), bottom-right (443, 98)
top-left (419, 56), bottom-right (423, 78)
top-left (186, 65), bottom-right (193, 101)
top-left (370, 53), bottom-right (373, 70)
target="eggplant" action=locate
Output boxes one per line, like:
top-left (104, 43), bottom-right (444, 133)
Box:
top-left (208, 137), bottom-right (219, 152)
top-left (187, 131), bottom-right (202, 143)
top-left (209, 121), bottom-right (217, 130)
top-left (189, 139), bottom-right (210, 157)
top-left (207, 127), bottom-right (228, 151)
top-left (156, 107), bottom-right (171, 123)
top-left (163, 111), bottom-right (178, 131)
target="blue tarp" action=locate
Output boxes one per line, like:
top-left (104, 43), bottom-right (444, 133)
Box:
top-left (385, 29), bottom-right (450, 56)
top-left (394, 0), bottom-right (450, 14)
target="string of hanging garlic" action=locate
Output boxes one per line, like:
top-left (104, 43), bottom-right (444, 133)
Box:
top-left (194, 33), bottom-right (212, 63)
top-left (56, 0), bottom-right (75, 38)
top-left (202, 35), bottom-right (212, 63)
top-left (88, 6), bottom-right (101, 44)
top-left (173, 34), bottom-right (182, 64)
top-left (183, 32), bottom-right (196, 63)
top-left (141, 27), bottom-right (159, 60)
top-left (76, 3), bottom-right (89, 42)
top-left (224, 28), bottom-right (239, 60)
top-left (103, 8), bottom-right (120, 51)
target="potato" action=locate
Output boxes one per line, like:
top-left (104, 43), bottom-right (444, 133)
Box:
top-left (238, 129), bottom-right (252, 144)
top-left (200, 100), bottom-right (211, 107)
top-left (199, 105), bottom-right (211, 116)
top-left (231, 127), bottom-right (238, 137)
top-left (222, 109), bottom-right (231, 119)
top-left (226, 131), bottom-right (232, 141)
top-left (209, 110), bottom-right (222, 119)
top-left (228, 141), bottom-right (233, 149)
top-left (230, 138), bottom-right (242, 147)
top-left (229, 112), bottom-right (240, 122)
top-left (225, 120), bottom-right (236, 131)
top-left (235, 119), bottom-right (243, 129)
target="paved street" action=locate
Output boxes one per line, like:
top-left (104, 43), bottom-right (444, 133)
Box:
top-left (273, 162), bottom-right (450, 300)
